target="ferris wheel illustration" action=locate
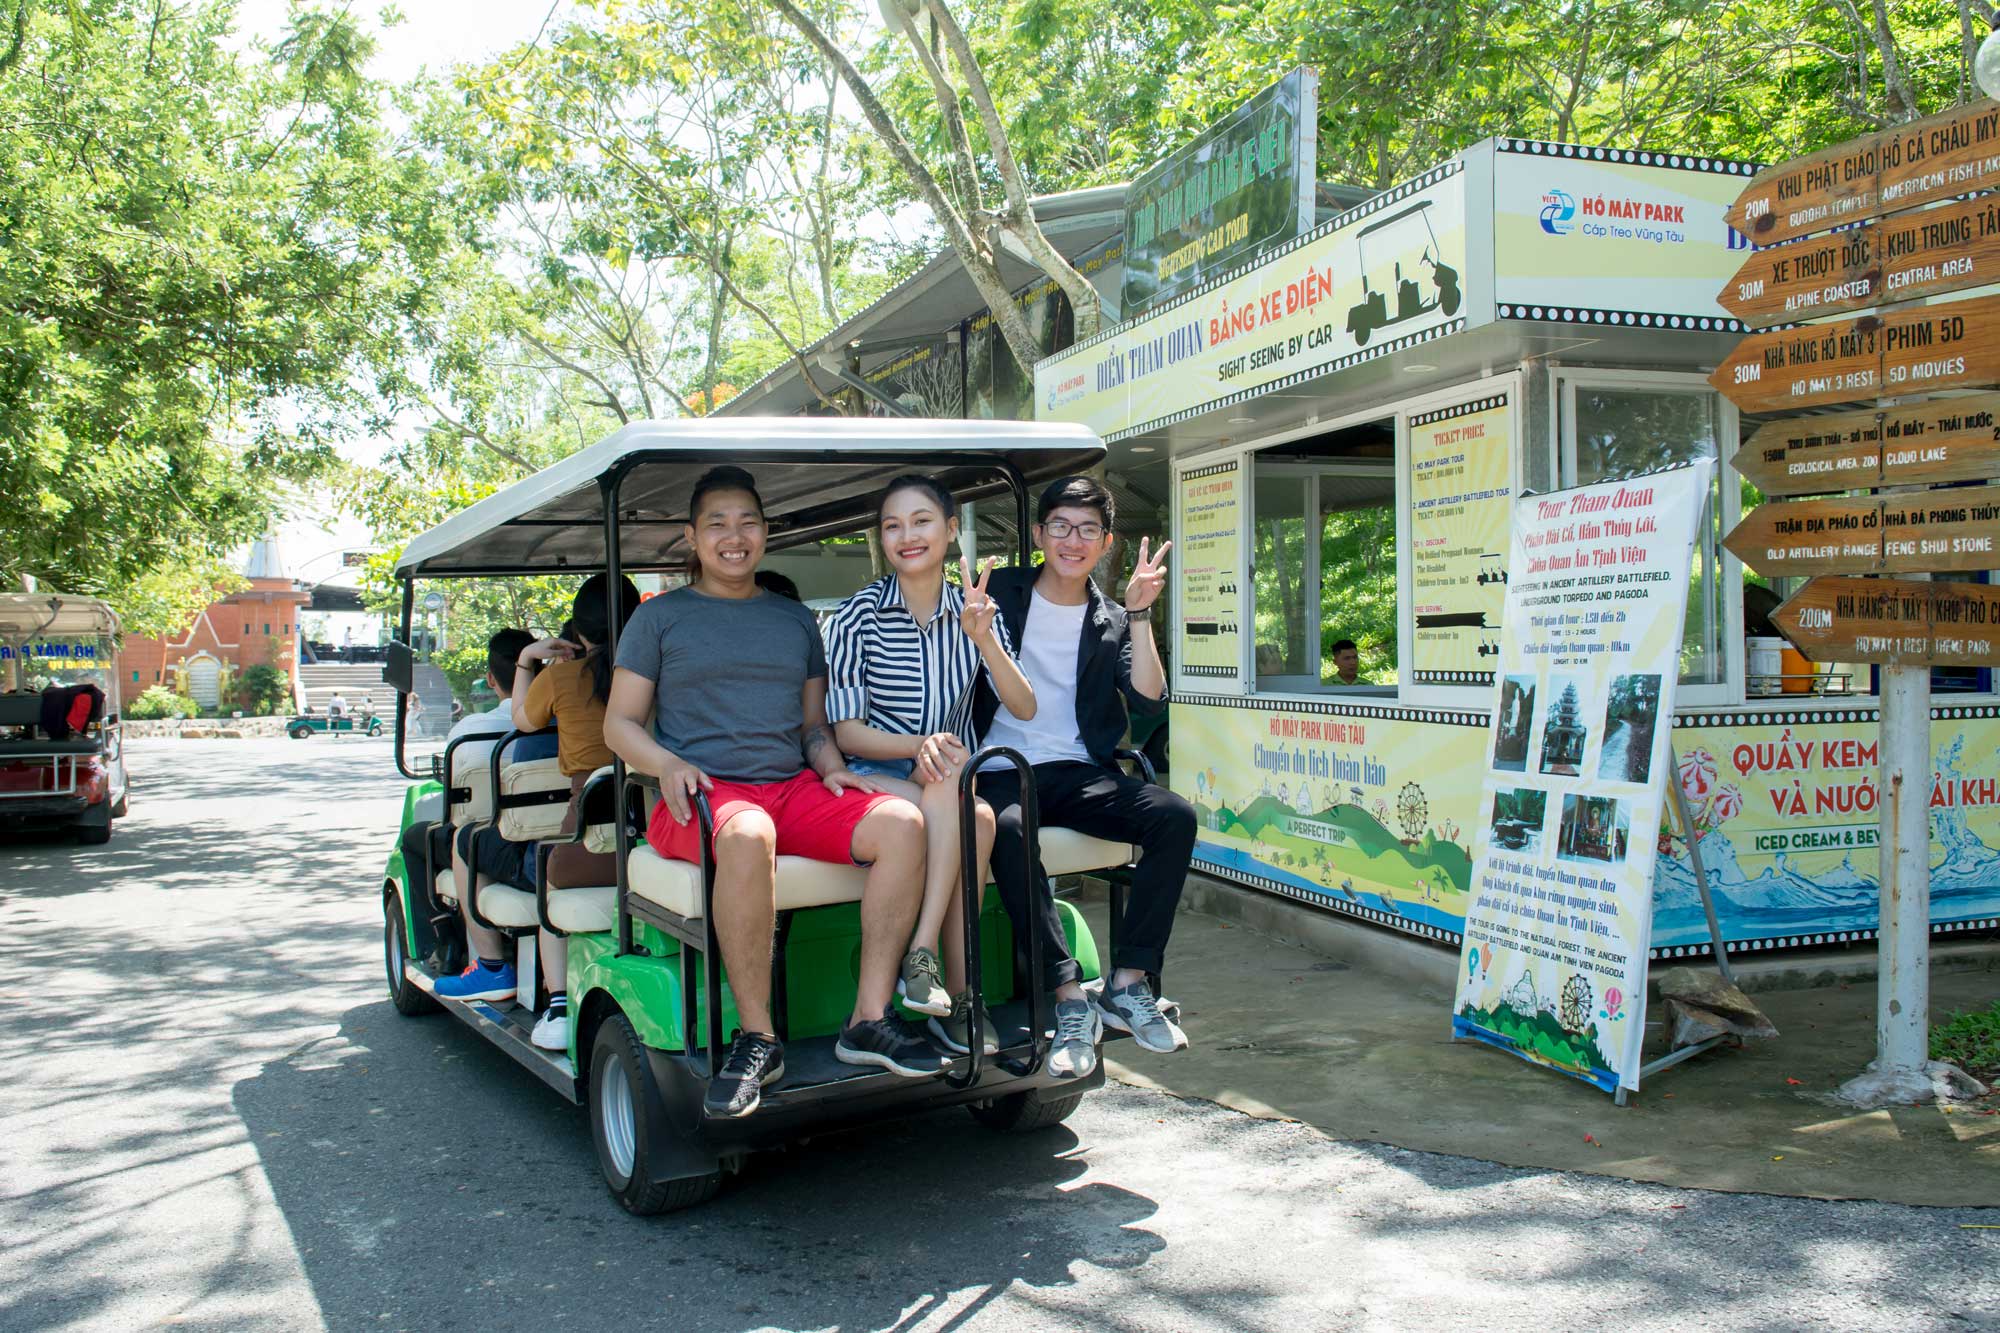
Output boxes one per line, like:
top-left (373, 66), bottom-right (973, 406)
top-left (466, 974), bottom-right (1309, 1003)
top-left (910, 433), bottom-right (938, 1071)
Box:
top-left (1560, 974), bottom-right (1594, 1033)
top-left (1396, 782), bottom-right (1429, 843)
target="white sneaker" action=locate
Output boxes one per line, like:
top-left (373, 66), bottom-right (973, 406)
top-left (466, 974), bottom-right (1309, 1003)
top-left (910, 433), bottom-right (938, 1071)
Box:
top-left (1046, 998), bottom-right (1101, 1079)
top-left (531, 1000), bottom-right (570, 1052)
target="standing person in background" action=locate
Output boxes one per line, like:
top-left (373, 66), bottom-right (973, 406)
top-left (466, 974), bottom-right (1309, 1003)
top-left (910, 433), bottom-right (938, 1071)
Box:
top-left (974, 475), bottom-right (1197, 1080)
top-left (823, 475), bottom-right (1038, 1056)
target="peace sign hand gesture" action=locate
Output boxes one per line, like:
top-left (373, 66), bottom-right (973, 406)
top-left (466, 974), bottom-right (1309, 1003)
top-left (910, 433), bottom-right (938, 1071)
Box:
top-left (1123, 536), bottom-right (1172, 613)
top-left (959, 557), bottom-right (1001, 643)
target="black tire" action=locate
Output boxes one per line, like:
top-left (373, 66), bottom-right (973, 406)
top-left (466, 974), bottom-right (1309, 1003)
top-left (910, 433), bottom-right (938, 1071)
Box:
top-left (110, 794), bottom-right (128, 819)
top-left (968, 1087), bottom-right (1085, 1133)
top-left (384, 890), bottom-right (440, 1017)
top-left (76, 818), bottom-right (112, 846)
top-left (590, 1014), bottom-right (722, 1215)
top-left (367, 722), bottom-right (383, 737)
top-left (288, 724), bottom-right (312, 740)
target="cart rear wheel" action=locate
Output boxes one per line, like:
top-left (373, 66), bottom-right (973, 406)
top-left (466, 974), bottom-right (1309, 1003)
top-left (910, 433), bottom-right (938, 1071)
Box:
top-left (288, 723), bottom-right (312, 739)
top-left (76, 819), bottom-right (112, 846)
top-left (590, 1014), bottom-right (721, 1215)
top-left (384, 890), bottom-right (439, 1016)
top-left (968, 1087), bottom-right (1085, 1133)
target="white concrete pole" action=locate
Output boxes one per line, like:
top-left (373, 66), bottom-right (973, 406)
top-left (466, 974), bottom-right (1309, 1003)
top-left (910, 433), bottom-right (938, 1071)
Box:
top-left (1838, 577), bottom-right (1941, 1106)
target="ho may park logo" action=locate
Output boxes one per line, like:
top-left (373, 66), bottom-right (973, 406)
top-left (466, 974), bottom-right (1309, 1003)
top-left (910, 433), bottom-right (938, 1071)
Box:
top-left (1539, 188), bottom-right (1577, 235)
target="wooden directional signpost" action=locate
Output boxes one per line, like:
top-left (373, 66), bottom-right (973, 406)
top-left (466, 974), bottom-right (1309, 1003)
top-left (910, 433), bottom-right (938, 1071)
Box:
top-left (1712, 99), bottom-right (2000, 1107)
top-left (1732, 392), bottom-right (2000, 496)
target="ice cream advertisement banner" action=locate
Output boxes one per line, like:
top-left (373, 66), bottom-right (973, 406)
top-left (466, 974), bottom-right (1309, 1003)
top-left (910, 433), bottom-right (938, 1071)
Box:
top-left (1177, 460), bottom-right (1243, 678)
top-left (1409, 393), bottom-right (1513, 684)
top-left (1452, 460), bottom-right (1715, 1094)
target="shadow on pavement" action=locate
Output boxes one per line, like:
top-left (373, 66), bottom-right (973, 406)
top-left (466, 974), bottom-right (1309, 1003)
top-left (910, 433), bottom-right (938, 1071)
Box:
top-left (233, 1001), bottom-right (1168, 1333)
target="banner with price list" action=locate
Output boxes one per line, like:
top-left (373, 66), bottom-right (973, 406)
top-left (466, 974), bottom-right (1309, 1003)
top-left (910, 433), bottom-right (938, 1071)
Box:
top-left (1451, 460), bottom-right (1715, 1094)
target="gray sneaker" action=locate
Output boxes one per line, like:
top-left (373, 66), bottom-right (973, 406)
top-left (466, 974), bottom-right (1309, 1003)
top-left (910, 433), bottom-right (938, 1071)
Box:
top-left (896, 946), bottom-right (952, 1017)
top-left (1046, 998), bottom-right (1101, 1079)
top-left (1097, 982), bottom-right (1189, 1054)
top-left (927, 992), bottom-right (999, 1056)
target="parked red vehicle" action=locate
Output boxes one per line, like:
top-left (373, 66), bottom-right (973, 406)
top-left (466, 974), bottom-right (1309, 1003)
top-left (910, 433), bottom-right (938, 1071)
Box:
top-left (0, 594), bottom-right (129, 845)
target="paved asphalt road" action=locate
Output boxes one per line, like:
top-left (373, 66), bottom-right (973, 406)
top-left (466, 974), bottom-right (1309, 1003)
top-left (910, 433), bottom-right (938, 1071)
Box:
top-left (2, 738), bottom-right (1996, 1333)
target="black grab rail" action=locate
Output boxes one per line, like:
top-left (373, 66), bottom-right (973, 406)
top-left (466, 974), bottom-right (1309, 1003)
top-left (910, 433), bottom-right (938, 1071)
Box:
top-left (951, 745), bottom-right (1046, 1084)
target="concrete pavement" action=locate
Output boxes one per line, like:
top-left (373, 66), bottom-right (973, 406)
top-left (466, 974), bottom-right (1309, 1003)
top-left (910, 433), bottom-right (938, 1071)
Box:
top-left (0, 737), bottom-right (1995, 1332)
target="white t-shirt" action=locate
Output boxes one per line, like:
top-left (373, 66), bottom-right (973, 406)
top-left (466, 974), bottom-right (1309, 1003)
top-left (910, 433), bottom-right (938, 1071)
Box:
top-left (981, 590), bottom-right (1093, 769)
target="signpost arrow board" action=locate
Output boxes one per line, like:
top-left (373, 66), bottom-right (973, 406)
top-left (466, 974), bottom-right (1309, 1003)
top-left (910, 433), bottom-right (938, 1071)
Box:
top-left (1723, 497), bottom-right (1884, 577)
top-left (1725, 491), bottom-right (2000, 577)
top-left (1775, 575), bottom-right (2000, 667)
top-left (1734, 393), bottom-right (2000, 496)
top-left (1725, 99), bottom-right (2000, 248)
top-left (1719, 192), bottom-right (2000, 328)
top-left (1709, 292), bottom-right (2000, 413)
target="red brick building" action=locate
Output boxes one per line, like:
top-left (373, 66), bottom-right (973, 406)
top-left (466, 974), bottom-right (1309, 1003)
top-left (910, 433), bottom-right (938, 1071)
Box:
top-left (119, 538), bottom-right (310, 711)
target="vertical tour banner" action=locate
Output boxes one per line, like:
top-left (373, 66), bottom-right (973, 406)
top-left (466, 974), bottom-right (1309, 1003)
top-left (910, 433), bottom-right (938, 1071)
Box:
top-left (1177, 460), bottom-right (1243, 677)
top-left (1409, 394), bottom-right (1514, 684)
top-left (1452, 459), bottom-right (1715, 1094)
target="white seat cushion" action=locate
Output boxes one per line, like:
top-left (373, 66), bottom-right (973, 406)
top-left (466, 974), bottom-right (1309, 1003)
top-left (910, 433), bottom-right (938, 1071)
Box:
top-left (434, 869), bottom-right (458, 906)
top-left (453, 764), bottom-right (497, 824)
top-left (497, 757), bottom-right (572, 842)
top-left (627, 845), bottom-right (867, 919)
top-left (548, 884), bottom-right (616, 934)
top-left (477, 883), bottom-right (541, 929)
top-left (1040, 827), bottom-right (1137, 876)
top-left (623, 827), bottom-right (1134, 920)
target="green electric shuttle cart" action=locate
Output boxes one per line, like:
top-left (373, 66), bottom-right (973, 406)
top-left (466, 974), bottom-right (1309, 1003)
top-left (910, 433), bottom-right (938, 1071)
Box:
top-left (377, 418), bottom-right (1161, 1214)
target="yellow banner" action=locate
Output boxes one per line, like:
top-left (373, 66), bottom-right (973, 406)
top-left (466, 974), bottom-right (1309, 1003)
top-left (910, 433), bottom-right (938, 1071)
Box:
top-left (1409, 395), bottom-right (1512, 683)
top-left (1039, 167), bottom-right (1468, 440)
top-left (1177, 460), bottom-right (1242, 677)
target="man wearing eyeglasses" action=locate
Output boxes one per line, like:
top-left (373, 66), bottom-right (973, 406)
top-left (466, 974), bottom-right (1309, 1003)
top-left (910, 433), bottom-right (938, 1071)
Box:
top-left (971, 475), bottom-right (1197, 1081)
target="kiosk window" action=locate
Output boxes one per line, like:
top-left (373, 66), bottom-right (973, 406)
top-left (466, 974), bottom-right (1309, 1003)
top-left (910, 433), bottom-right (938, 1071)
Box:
top-left (1566, 385), bottom-right (1727, 688)
top-left (1252, 451), bottom-right (1397, 694)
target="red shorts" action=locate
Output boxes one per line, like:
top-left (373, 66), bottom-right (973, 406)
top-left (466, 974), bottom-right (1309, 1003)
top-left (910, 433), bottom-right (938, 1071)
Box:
top-left (645, 770), bottom-right (894, 866)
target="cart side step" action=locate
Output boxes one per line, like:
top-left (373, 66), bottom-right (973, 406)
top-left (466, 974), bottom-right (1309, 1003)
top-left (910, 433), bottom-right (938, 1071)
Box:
top-left (408, 962), bottom-right (580, 1103)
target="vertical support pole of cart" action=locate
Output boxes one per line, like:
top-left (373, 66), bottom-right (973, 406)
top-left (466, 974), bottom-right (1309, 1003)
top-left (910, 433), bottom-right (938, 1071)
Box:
top-left (603, 467), bottom-right (634, 959)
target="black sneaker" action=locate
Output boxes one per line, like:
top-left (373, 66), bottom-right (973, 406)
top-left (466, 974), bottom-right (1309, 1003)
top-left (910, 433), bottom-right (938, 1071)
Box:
top-left (835, 1014), bottom-right (947, 1078)
top-left (703, 1031), bottom-right (785, 1119)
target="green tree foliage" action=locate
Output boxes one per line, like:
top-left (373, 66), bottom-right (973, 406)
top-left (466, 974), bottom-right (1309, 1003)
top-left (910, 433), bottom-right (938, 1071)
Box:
top-left (0, 2), bottom-right (467, 633)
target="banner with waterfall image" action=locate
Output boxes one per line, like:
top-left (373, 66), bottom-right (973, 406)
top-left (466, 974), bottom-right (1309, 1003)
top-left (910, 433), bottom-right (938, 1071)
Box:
top-left (1451, 460), bottom-right (1714, 1095)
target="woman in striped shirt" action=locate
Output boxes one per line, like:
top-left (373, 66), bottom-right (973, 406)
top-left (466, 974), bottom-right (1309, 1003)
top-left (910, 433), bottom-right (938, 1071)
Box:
top-left (824, 475), bottom-right (1037, 1054)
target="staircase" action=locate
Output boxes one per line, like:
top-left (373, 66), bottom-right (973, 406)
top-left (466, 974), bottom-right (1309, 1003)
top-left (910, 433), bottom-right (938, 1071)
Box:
top-left (296, 663), bottom-right (392, 715)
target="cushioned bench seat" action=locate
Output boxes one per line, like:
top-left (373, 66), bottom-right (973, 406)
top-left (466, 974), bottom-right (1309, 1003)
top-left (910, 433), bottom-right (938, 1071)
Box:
top-left (625, 826), bottom-right (1138, 920)
top-left (477, 882), bottom-right (617, 933)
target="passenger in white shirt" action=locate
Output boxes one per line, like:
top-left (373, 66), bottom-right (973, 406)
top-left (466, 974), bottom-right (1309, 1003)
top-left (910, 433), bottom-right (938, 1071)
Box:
top-left (972, 476), bottom-right (1196, 1081)
top-left (403, 628), bottom-right (539, 857)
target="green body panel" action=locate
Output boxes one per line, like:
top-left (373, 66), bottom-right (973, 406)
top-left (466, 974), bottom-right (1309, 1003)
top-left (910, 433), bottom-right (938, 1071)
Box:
top-left (570, 894), bottom-right (1102, 1055)
top-left (384, 781), bottom-right (441, 948)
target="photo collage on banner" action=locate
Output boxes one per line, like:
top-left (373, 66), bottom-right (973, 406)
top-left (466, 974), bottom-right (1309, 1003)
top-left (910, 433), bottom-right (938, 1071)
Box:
top-left (1452, 460), bottom-right (1715, 1094)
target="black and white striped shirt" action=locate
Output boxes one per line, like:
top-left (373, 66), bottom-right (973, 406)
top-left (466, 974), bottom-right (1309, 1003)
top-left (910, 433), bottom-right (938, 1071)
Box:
top-left (824, 575), bottom-right (1014, 745)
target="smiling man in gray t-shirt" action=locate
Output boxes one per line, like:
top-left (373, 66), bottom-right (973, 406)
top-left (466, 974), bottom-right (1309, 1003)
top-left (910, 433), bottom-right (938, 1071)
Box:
top-left (603, 465), bottom-right (946, 1118)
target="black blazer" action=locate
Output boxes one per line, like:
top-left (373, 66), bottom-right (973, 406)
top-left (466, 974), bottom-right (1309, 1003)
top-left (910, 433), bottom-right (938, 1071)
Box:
top-left (972, 564), bottom-right (1167, 769)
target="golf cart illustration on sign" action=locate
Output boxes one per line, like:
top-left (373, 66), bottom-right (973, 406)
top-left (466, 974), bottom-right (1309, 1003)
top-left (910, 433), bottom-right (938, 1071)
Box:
top-left (1345, 200), bottom-right (1462, 346)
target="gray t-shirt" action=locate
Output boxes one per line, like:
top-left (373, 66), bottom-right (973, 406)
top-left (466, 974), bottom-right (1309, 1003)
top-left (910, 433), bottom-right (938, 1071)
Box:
top-left (614, 586), bottom-right (827, 783)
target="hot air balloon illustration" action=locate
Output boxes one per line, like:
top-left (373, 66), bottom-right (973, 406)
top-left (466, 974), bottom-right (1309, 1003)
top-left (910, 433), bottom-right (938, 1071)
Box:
top-left (1712, 783), bottom-right (1744, 824)
top-left (1598, 986), bottom-right (1626, 1022)
top-left (1467, 951), bottom-right (1480, 980)
top-left (1479, 943), bottom-right (1494, 979)
top-left (1678, 748), bottom-right (1718, 802)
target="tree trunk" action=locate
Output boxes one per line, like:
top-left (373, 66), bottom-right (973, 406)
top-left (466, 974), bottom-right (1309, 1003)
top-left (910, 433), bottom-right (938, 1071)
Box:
top-left (1869, 0), bottom-right (1922, 122)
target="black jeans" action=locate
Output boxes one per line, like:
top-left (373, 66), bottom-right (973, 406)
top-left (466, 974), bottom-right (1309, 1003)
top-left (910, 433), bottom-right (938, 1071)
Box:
top-left (977, 761), bottom-right (1197, 992)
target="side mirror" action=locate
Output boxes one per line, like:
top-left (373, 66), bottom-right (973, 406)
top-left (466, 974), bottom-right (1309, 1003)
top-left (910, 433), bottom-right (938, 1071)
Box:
top-left (382, 640), bottom-right (415, 694)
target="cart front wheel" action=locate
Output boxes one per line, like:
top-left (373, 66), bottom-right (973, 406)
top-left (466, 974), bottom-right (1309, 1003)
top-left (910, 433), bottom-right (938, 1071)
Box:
top-left (968, 1087), bottom-right (1085, 1133)
top-left (590, 1014), bottom-right (721, 1215)
top-left (384, 890), bottom-right (439, 1017)
top-left (288, 724), bottom-right (312, 739)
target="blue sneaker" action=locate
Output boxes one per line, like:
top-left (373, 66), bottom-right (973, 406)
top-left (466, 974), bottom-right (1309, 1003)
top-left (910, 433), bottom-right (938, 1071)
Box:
top-left (436, 959), bottom-right (516, 1002)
